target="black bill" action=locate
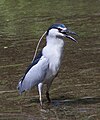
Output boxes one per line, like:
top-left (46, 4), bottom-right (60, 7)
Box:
top-left (61, 29), bottom-right (78, 42)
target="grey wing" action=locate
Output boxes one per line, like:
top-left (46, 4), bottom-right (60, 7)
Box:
top-left (18, 56), bottom-right (49, 94)
top-left (22, 50), bottom-right (43, 81)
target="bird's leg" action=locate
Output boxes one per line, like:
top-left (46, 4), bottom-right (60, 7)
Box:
top-left (46, 91), bottom-right (51, 103)
top-left (38, 83), bottom-right (43, 107)
top-left (46, 82), bottom-right (52, 103)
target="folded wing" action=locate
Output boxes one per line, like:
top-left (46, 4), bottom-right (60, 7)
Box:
top-left (17, 51), bottom-right (49, 94)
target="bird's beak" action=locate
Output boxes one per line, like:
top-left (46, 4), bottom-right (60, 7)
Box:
top-left (61, 29), bottom-right (78, 43)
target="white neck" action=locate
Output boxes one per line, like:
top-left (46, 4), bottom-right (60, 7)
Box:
top-left (43, 35), bottom-right (64, 76)
top-left (46, 35), bottom-right (64, 48)
top-left (43, 35), bottom-right (64, 59)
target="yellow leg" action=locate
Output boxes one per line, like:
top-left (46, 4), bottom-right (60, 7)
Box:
top-left (38, 83), bottom-right (43, 106)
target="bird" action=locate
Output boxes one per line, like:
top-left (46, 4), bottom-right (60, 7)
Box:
top-left (17, 23), bottom-right (77, 106)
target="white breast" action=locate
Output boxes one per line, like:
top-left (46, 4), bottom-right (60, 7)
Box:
top-left (43, 37), bottom-right (64, 81)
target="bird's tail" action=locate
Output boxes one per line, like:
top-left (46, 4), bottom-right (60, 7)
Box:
top-left (17, 77), bottom-right (25, 95)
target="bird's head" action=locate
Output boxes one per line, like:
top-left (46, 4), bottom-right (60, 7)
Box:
top-left (46, 23), bottom-right (78, 42)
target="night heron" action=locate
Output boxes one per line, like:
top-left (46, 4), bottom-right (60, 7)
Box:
top-left (17, 23), bottom-right (77, 106)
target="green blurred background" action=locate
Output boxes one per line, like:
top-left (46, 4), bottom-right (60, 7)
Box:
top-left (0, 0), bottom-right (100, 120)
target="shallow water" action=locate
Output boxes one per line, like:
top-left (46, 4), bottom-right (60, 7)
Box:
top-left (0, 0), bottom-right (100, 120)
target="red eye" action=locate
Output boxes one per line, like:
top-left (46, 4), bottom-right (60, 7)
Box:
top-left (58, 28), bottom-right (62, 32)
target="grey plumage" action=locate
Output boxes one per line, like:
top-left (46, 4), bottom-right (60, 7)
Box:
top-left (17, 23), bottom-right (77, 106)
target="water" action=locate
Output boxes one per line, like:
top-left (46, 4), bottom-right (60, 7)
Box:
top-left (0, 0), bottom-right (100, 119)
